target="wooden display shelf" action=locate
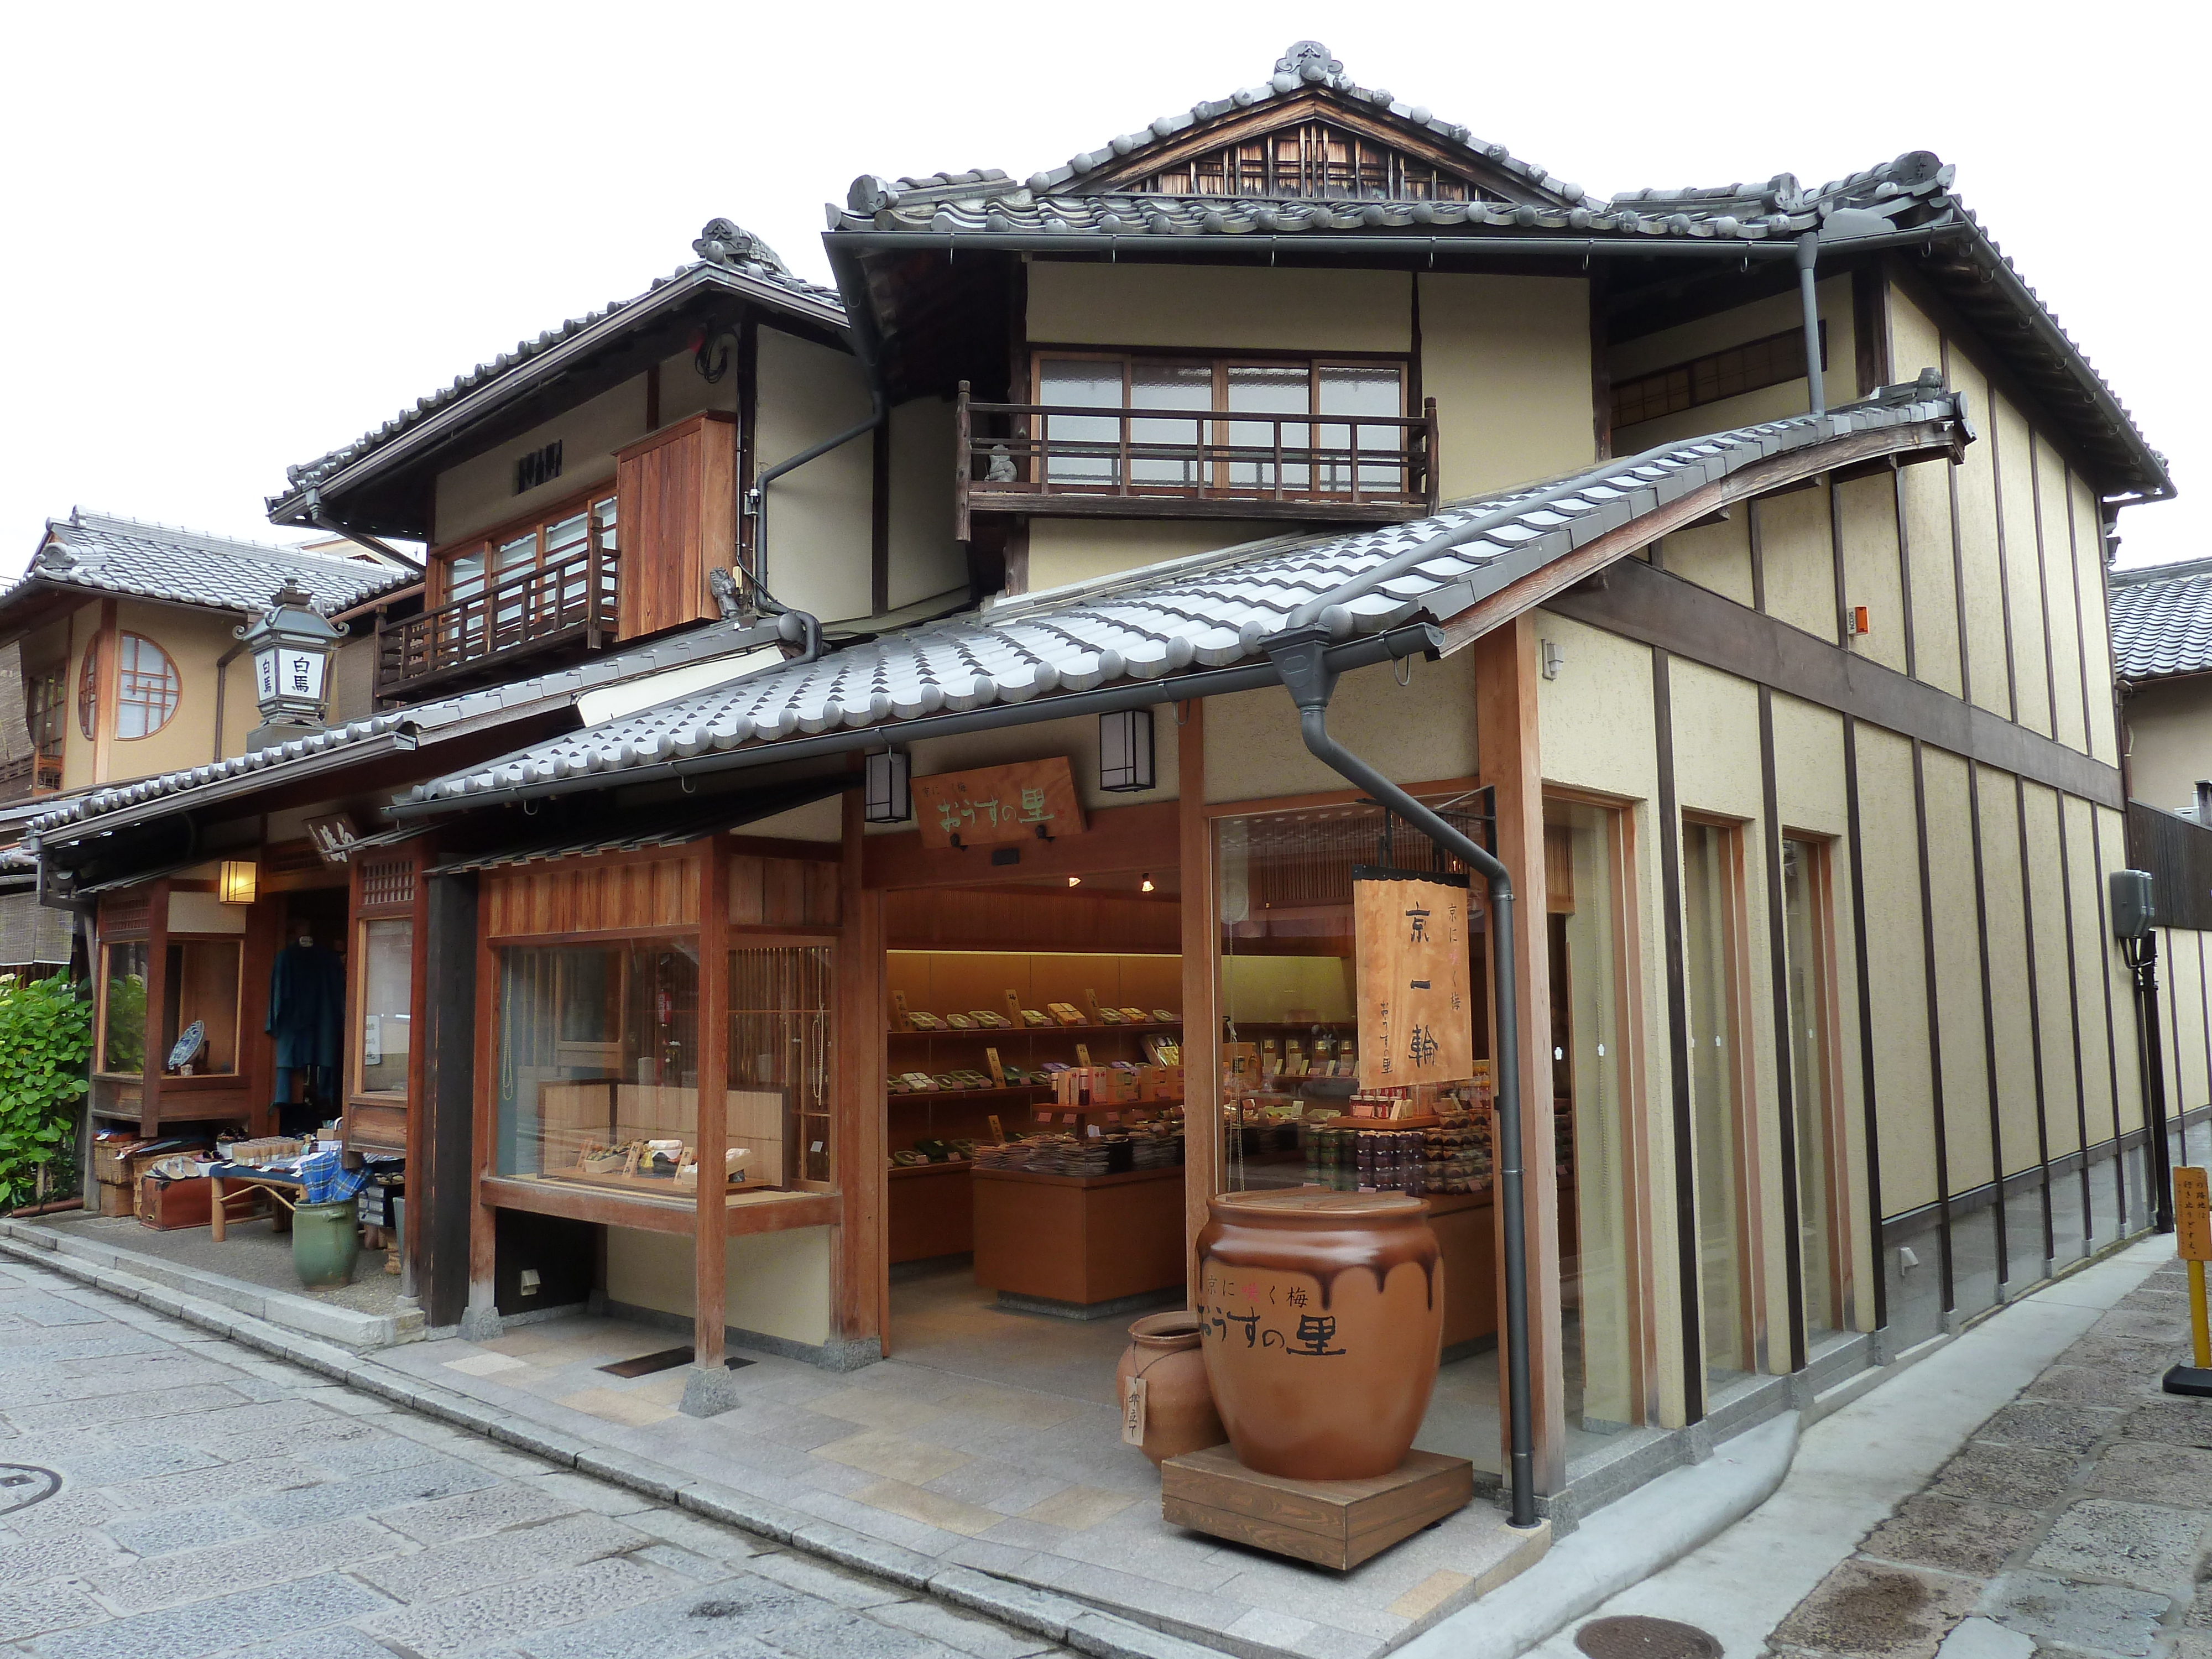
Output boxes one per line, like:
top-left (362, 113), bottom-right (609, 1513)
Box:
top-left (889, 1159), bottom-right (973, 1264)
top-left (1160, 1446), bottom-right (1475, 1569)
top-left (888, 1157), bottom-right (975, 1177)
top-left (972, 1164), bottom-right (1183, 1309)
top-left (889, 1020), bottom-right (1182, 1038)
top-left (888, 1084), bottom-right (1053, 1104)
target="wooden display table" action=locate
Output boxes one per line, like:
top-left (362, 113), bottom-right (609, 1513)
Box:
top-left (889, 1160), bottom-right (974, 1263)
top-left (972, 1165), bottom-right (1183, 1314)
top-left (1425, 1190), bottom-right (1498, 1352)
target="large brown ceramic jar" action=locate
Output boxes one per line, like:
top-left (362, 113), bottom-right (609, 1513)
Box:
top-left (1114, 1311), bottom-right (1227, 1467)
top-left (1194, 1190), bottom-right (1443, 1480)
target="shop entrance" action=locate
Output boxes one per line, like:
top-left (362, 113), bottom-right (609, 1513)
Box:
top-left (881, 865), bottom-right (1188, 1388)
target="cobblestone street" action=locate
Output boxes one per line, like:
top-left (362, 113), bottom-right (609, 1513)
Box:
top-left (0, 1253), bottom-right (1070, 1659)
top-left (1771, 1258), bottom-right (2212, 1659)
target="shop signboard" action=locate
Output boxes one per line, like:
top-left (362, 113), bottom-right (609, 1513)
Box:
top-left (911, 757), bottom-right (1086, 851)
top-left (1352, 868), bottom-right (1474, 1089)
top-left (2178, 1166), bottom-right (2210, 1262)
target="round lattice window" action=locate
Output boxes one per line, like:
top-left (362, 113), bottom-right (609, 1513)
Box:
top-left (79, 633), bottom-right (181, 740)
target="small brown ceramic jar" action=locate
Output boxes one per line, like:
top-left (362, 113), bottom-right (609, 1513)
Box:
top-left (1194, 1189), bottom-right (1443, 1480)
top-left (1113, 1311), bottom-right (1227, 1467)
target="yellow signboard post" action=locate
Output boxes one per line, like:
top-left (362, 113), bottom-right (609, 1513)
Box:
top-left (2164, 1166), bottom-right (2212, 1397)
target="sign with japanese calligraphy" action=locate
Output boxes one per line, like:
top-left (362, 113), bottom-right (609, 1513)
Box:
top-left (910, 757), bottom-right (1086, 851)
top-left (1352, 868), bottom-right (1474, 1088)
top-left (2177, 1167), bottom-right (2211, 1262)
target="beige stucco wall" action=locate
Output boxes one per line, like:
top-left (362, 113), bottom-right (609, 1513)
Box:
top-left (2073, 474), bottom-right (2121, 766)
top-left (1204, 650), bottom-right (1475, 805)
top-left (2063, 794), bottom-right (2122, 1149)
top-left (2093, 804), bottom-right (2147, 1136)
top-left (2020, 781), bottom-right (2083, 1162)
top-left (755, 327), bottom-right (877, 627)
top-left (1922, 747), bottom-right (1993, 1191)
top-left (2167, 927), bottom-right (2210, 1117)
top-left (1420, 273), bottom-right (1593, 499)
top-left (1025, 520), bottom-right (1280, 594)
top-left (887, 398), bottom-right (965, 612)
top-left (1974, 766), bottom-right (2042, 1178)
top-left (1755, 484), bottom-right (1839, 647)
top-left (434, 374), bottom-right (646, 546)
top-left (1609, 276), bottom-right (1854, 454)
top-left (1027, 262), bottom-right (1413, 354)
top-left (2121, 677), bottom-right (2212, 816)
top-left (606, 1224), bottom-right (832, 1349)
top-left (1992, 395), bottom-right (2052, 738)
top-left (1945, 354), bottom-right (2011, 718)
top-left (1857, 724), bottom-right (1938, 1213)
top-left (655, 345), bottom-right (739, 430)
top-left (1835, 474), bottom-right (1907, 676)
top-left (1661, 513), bottom-right (1754, 608)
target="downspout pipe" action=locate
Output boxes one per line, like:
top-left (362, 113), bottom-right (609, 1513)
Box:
top-left (1265, 627), bottom-right (1538, 1531)
top-left (1797, 232), bottom-right (1826, 418)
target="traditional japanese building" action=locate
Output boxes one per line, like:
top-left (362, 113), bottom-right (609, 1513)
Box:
top-left (20, 42), bottom-right (2194, 1631)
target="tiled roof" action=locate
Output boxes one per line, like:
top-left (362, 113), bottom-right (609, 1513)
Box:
top-left (23, 614), bottom-right (790, 847)
top-left (401, 387), bottom-right (1965, 810)
top-left (8, 509), bottom-right (411, 617)
top-left (2110, 559), bottom-right (2212, 681)
top-left (272, 221), bottom-right (846, 512)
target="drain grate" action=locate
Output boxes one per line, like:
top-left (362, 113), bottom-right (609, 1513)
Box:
top-left (1574, 1615), bottom-right (1723, 1659)
top-left (0, 1467), bottom-right (60, 1517)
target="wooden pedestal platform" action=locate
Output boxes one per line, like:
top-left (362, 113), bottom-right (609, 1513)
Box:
top-left (1160, 1444), bottom-right (1475, 1570)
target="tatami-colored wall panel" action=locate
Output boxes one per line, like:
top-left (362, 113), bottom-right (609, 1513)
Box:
top-left (1923, 747), bottom-right (1993, 1191)
top-left (1536, 613), bottom-right (1656, 802)
top-left (2070, 473), bottom-right (2121, 768)
top-left (607, 1224), bottom-right (832, 1348)
top-left (1835, 474), bottom-right (1906, 675)
top-left (1945, 356), bottom-right (2010, 718)
top-left (435, 375), bottom-right (643, 546)
top-left (1420, 273), bottom-right (1594, 498)
top-left (1667, 658), bottom-right (1762, 821)
top-left (1660, 515), bottom-right (1754, 609)
top-left (2114, 678), bottom-right (2212, 816)
top-left (1991, 396), bottom-right (2052, 738)
top-left (2167, 928), bottom-right (2209, 1119)
top-left (1771, 695), bottom-right (1848, 837)
top-left (1898, 460), bottom-right (1963, 698)
top-left (1857, 726), bottom-right (1937, 1214)
top-left (2032, 435), bottom-right (2089, 757)
top-left (1204, 651), bottom-right (1474, 805)
top-left (1888, 289), bottom-right (1945, 384)
top-left (1029, 262), bottom-right (1413, 353)
top-left (1754, 486), bottom-right (1837, 646)
top-left (2021, 781), bottom-right (2084, 1162)
top-left (887, 398), bottom-right (966, 612)
top-left (2064, 793), bottom-right (2121, 1158)
top-left (1026, 519), bottom-right (1280, 594)
top-left (1974, 766), bottom-right (2040, 1179)
top-left (2093, 805), bottom-right (2146, 1136)
top-left (754, 327), bottom-right (875, 625)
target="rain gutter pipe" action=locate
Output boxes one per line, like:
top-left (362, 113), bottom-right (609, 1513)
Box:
top-left (384, 622), bottom-right (1441, 818)
top-left (1797, 232), bottom-right (1826, 417)
top-left (1265, 627), bottom-right (1538, 1531)
top-left (299, 487), bottom-right (422, 572)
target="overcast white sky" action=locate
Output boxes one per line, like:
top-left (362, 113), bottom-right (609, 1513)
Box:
top-left (3, 1), bottom-right (2203, 580)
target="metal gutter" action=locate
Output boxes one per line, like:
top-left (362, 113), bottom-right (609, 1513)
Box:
top-left (301, 488), bottom-right (422, 572)
top-left (385, 624), bottom-right (1442, 819)
top-left (1264, 627), bottom-right (1537, 1529)
top-left (268, 264), bottom-right (849, 528)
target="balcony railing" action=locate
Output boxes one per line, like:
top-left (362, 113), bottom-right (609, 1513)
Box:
top-left (0, 754), bottom-right (62, 804)
top-left (375, 537), bottom-right (618, 700)
top-left (955, 382), bottom-right (1438, 537)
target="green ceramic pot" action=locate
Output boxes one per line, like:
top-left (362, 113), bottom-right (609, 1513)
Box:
top-left (292, 1199), bottom-right (361, 1288)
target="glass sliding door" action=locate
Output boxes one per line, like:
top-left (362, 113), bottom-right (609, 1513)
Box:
top-left (1682, 820), bottom-right (1757, 1383)
top-left (1549, 801), bottom-right (1639, 1432)
top-left (1781, 838), bottom-right (1845, 1340)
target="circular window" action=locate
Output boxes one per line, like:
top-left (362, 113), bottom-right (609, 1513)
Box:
top-left (78, 634), bottom-right (181, 741)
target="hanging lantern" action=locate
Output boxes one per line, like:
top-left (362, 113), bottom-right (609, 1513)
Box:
top-left (1098, 708), bottom-right (1155, 793)
top-left (236, 578), bottom-right (341, 742)
top-left (865, 750), bottom-right (911, 824)
top-left (217, 859), bottom-right (259, 905)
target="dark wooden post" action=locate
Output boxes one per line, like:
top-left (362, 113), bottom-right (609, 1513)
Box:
top-left (1179, 700), bottom-right (1220, 1302)
top-left (684, 837), bottom-right (737, 1413)
top-left (954, 382), bottom-right (973, 544)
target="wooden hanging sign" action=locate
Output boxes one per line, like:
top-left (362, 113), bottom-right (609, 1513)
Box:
top-left (1353, 867), bottom-right (1475, 1089)
top-left (911, 756), bottom-right (1086, 850)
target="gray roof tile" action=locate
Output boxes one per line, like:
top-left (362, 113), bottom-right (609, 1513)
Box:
top-left (2110, 559), bottom-right (2212, 681)
top-left (402, 389), bottom-right (1964, 809)
top-left (7, 509), bottom-right (413, 617)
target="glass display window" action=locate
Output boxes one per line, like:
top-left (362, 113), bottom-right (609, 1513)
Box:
top-left (728, 945), bottom-right (836, 1192)
top-left (97, 940), bottom-right (150, 1076)
top-left (355, 917), bottom-right (414, 1096)
top-left (494, 940), bottom-right (703, 1195)
top-left (160, 937), bottom-right (242, 1075)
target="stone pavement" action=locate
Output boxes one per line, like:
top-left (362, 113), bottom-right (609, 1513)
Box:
top-left (1770, 1256), bottom-right (2212, 1659)
top-left (0, 1252), bottom-right (1074, 1659)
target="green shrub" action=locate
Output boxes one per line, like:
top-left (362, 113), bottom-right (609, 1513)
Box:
top-left (0, 973), bottom-right (92, 1211)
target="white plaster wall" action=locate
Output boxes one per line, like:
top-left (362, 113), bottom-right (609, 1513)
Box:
top-left (433, 375), bottom-right (645, 545)
top-left (1025, 520), bottom-right (1280, 594)
top-left (1418, 273), bottom-right (1594, 498)
top-left (888, 398), bottom-right (966, 612)
top-left (605, 1224), bottom-right (832, 1349)
top-left (754, 327), bottom-right (875, 625)
top-left (1661, 514), bottom-right (1754, 609)
top-left (1754, 486), bottom-right (1838, 647)
top-left (1204, 651), bottom-right (1474, 805)
top-left (1027, 262), bottom-right (1413, 353)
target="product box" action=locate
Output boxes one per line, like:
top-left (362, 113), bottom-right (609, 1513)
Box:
top-left (138, 1175), bottom-right (216, 1231)
top-left (95, 1180), bottom-right (133, 1218)
top-left (91, 1138), bottom-right (148, 1183)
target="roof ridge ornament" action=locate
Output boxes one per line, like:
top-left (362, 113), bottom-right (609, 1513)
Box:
top-left (692, 218), bottom-right (791, 276)
top-left (1275, 40), bottom-right (1342, 82)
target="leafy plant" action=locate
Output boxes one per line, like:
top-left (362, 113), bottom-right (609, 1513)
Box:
top-left (0, 973), bottom-right (92, 1212)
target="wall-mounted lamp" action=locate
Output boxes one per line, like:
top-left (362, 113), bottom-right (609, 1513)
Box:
top-left (218, 859), bottom-right (259, 906)
top-left (1540, 640), bottom-right (1565, 681)
top-left (1140, 874), bottom-right (1156, 893)
top-left (864, 750), bottom-right (911, 824)
top-left (1099, 708), bottom-right (1155, 793)
top-left (1067, 876), bottom-right (1082, 888)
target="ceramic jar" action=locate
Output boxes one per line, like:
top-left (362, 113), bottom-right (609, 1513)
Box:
top-left (1114, 1311), bottom-right (1227, 1467)
top-left (291, 1199), bottom-right (361, 1288)
top-left (1194, 1189), bottom-right (1443, 1480)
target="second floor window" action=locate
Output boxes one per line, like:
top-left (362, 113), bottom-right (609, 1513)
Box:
top-left (432, 489), bottom-right (618, 654)
top-left (79, 633), bottom-right (180, 740)
top-left (1032, 353), bottom-right (1406, 495)
top-left (26, 662), bottom-right (64, 761)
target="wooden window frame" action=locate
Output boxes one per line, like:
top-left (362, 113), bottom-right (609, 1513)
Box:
top-left (428, 479), bottom-right (619, 609)
top-left (1779, 830), bottom-right (1855, 1335)
top-left (348, 847), bottom-right (426, 1109)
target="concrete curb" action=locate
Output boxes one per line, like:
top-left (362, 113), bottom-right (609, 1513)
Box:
top-left (0, 1215), bottom-right (420, 1349)
top-left (1396, 1410), bottom-right (1801, 1659)
top-left (0, 1230), bottom-right (1228, 1659)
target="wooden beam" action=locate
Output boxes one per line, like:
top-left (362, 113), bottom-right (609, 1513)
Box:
top-left (90, 598), bottom-right (118, 786)
top-left (694, 837), bottom-right (731, 1370)
top-left (835, 780), bottom-right (889, 1360)
top-left (467, 914), bottom-right (499, 1330)
top-left (864, 799), bottom-right (1178, 891)
top-left (140, 878), bottom-right (170, 1138)
top-left (1178, 698), bottom-right (1220, 1304)
top-left (1471, 617), bottom-right (1566, 1493)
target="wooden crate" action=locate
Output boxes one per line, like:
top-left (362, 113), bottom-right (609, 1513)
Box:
top-left (1161, 1445), bottom-right (1474, 1570)
top-left (95, 1179), bottom-right (133, 1218)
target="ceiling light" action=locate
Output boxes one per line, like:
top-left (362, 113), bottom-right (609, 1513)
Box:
top-left (1140, 874), bottom-right (1155, 893)
top-left (1067, 876), bottom-right (1082, 888)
